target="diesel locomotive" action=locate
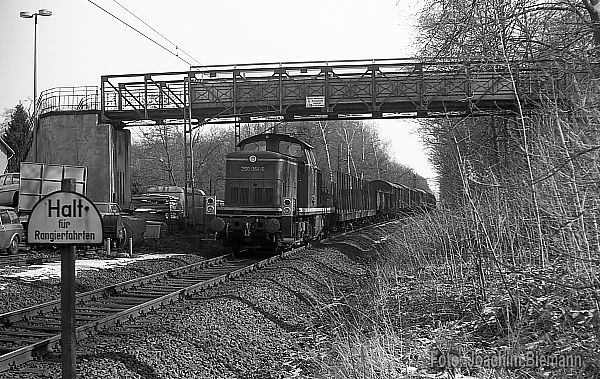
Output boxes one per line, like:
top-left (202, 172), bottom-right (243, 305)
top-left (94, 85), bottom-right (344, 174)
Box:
top-left (206, 133), bottom-right (435, 252)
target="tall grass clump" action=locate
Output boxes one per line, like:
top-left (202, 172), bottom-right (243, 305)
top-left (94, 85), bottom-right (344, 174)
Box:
top-left (318, 201), bottom-right (598, 378)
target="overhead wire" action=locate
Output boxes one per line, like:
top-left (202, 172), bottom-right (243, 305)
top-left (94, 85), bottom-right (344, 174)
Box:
top-left (110, 0), bottom-right (203, 66)
top-left (87, 0), bottom-right (192, 66)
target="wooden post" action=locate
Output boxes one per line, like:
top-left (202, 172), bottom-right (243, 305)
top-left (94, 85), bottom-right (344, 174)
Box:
top-left (60, 178), bottom-right (76, 379)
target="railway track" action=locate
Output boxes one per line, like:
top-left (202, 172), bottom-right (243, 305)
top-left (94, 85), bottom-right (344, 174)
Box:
top-left (0, 248), bottom-right (300, 373)
top-left (0, 252), bottom-right (59, 267)
top-left (0, 249), bottom-right (113, 267)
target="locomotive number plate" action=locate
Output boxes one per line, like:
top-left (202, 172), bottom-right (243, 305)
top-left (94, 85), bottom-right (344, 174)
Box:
top-left (241, 166), bottom-right (265, 172)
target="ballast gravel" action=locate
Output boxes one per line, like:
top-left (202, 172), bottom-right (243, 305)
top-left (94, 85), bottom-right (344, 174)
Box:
top-left (0, 245), bottom-right (370, 379)
top-left (0, 254), bottom-right (208, 314)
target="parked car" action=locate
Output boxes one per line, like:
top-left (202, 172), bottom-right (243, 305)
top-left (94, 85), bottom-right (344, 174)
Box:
top-left (95, 202), bottom-right (125, 245)
top-left (94, 202), bottom-right (146, 248)
top-left (0, 206), bottom-right (24, 254)
top-left (0, 173), bottom-right (19, 207)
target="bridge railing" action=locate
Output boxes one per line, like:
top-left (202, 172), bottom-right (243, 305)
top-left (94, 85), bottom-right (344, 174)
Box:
top-left (37, 86), bottom-right (99, 117)
top-left (34, 60), bottom-right (585, 123)
top-left (99, 59), bottom-right (560, 122)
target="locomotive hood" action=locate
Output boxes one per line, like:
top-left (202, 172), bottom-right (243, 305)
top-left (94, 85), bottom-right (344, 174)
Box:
top-left (226, 150), bottom-right (292, 159)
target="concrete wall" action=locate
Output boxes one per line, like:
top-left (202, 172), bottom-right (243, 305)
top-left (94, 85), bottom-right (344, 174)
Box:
top-left (28, 112), bottom-right (131, 207)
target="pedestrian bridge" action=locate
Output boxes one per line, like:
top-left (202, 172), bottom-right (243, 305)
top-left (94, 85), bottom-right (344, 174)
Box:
top-left (37, 58), bottom-right (562, 124)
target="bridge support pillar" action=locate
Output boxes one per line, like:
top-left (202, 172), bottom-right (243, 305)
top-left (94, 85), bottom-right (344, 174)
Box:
top-left (29, 112), bottom-right (131, 208)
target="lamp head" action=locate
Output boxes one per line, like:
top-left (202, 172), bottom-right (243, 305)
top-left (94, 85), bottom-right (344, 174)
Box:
top-left (19, 11), bottom-right (34, 18)
top-left (38, 9), bottom-right (52, 16)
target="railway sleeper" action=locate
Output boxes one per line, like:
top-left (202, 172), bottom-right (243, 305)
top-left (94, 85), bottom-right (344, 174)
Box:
top-left (0, 337), bottom-right (42, 344)
top-left (89, 301), bottom-right (141, 309)
top-left (124, 292), bottom-right (168, 298)
top-left (159, 279), bottom-right (199, 286)
top-left (143, 285), bottom-right (184, 292)
top-left (75, 307), bottom-right (119, 314)
top-left (108, 296), bottom-right (151, 303)
top-left (73, 315), bottom-right (109, 322)
top-left (0, 331), bottom-right (53, 339)
top-left (7, 325), bottom-right (59, 333)
top-left (24, 318), bottom-right (63, 326)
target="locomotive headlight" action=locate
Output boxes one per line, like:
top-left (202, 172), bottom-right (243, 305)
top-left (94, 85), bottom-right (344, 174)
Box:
top-left (283, 197), bottom-right (293, 215)
top-left (205, 196), bottom-right (217, 214)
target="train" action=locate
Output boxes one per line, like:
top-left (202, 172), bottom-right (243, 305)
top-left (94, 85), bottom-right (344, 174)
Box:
top-left (206, 133), bottom-right (436, 252)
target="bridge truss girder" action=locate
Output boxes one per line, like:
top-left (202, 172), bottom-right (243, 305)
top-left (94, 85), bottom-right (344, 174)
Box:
top-left (100, 58), bottom-right (547, 125)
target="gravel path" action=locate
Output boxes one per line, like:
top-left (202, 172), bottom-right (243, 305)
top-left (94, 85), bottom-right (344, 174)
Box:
top-left (0, 245), bottom-right (369, 379)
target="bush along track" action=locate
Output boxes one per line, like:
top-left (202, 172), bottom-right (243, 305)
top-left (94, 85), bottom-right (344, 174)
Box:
top-left (312, 218), bottom-right (600, 379)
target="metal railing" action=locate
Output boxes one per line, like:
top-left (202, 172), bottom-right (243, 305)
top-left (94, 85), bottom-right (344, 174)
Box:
top-left (36, 86), bottom-right (99, 117)
top-left (99, 59), bottom-right (566, 123)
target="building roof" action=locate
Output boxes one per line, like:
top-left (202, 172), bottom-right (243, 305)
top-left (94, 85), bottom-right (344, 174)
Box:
top-left (0, 137), bottom-right (14, 160)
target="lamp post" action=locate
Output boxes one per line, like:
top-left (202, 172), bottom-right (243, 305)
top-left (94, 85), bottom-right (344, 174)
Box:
top-left (20, 9), bottom-right (51, 162)
top-left (20, 9), bottom-right (52, 117)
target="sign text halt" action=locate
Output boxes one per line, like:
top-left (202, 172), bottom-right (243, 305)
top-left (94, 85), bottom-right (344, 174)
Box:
top-left (27, 191), bottom-right (103, 245)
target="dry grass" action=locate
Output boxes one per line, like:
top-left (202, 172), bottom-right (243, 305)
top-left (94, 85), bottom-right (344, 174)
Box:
top-left (312, 205), bottom-right (599, 378)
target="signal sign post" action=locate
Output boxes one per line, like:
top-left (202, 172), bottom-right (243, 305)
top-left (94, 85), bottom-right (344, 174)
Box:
top-left (27, 179), bottom-right (103, 379)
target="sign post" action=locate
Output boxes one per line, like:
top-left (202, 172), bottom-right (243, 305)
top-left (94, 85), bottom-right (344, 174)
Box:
top-left (26, 179), bottom-right (103, 379)
top-left (60, 179), bottom-right (76, 379)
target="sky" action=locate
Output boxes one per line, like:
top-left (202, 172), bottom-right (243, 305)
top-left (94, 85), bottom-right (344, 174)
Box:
top-left (0, 0), bottom-right (436, 191)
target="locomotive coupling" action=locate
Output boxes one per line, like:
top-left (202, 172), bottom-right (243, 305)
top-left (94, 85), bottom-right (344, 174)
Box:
top-left (210, 217), bottom-right (226, 232)
top-left (265, 218), bottom-right (280, 233)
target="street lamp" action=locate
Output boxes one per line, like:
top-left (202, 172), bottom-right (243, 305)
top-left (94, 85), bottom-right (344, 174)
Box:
top-left (20, 9), bottom-right (51, 163)
top-left (20, 8), bottom-right (52, 118)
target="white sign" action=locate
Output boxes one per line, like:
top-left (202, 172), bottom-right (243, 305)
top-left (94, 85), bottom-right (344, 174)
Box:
top-left (306, 96), bottom-right (325, 108)
top-left (27, 191), bottom-right (103, 245)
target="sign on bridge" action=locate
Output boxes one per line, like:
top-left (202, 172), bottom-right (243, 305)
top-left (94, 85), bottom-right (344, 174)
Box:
top-left (306, 96), bottom-right (325, 108)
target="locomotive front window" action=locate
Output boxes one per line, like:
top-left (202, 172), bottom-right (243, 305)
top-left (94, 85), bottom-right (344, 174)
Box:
top-left (240, 188), bottom-right (250, 204)
top-left (243, 141), bottom-right (266, 151)
top-left (254, 188), bottom-right (263, 205)
top-left (279, 141), bottom-right (303, 157)
top-left (230, 187), bottom-right (239, 204)
top-left (265, 188), bottom-right (274, 205)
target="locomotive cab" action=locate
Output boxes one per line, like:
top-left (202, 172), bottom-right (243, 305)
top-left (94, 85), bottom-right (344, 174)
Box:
top-left (213, 133), bottom-right (328, 252)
